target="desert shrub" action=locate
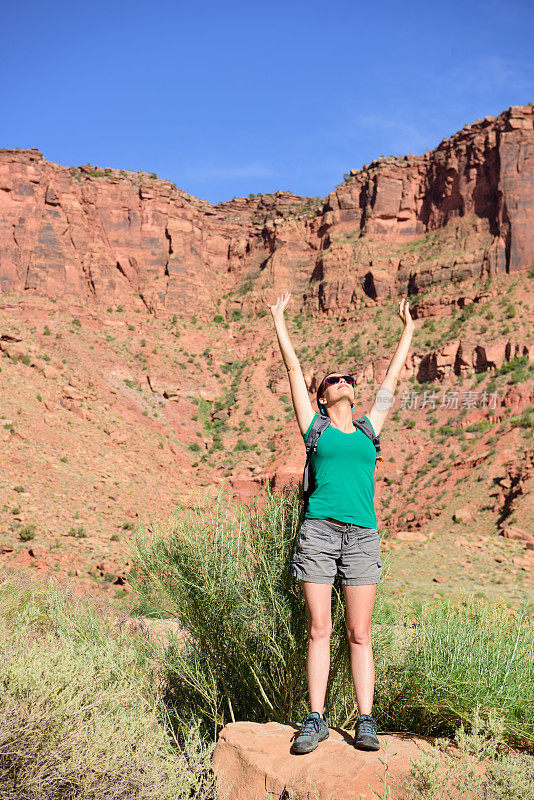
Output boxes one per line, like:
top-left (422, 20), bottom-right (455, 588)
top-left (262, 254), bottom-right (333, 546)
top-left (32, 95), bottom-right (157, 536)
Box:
top-left (465, 419), bottom-right (492, 434)
top-left (68, 524), bottom-right (87, 538)
top-left (437, 424), bottom-right (463, 439)
top-left (19, 523), bottom-right (37, 542)
top-left (402, 706), bottom-right (534, 799)
top-left (356, 595), bottom-right (534, 749)
top-left (131, 484), bottom-right (386, 732)
top-left (498, 354), bottom-right (533, 383)
top-left (511, 406), bottom-right (534, 429)
top-left (19, 524), bottom-right (37, 541)
top-left (0, 579), bottom-right (215, 800)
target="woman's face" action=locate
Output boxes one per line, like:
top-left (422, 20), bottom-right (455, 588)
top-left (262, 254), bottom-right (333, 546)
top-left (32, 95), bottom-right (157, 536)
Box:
top-left (319, 372), bottom-right (355, 413)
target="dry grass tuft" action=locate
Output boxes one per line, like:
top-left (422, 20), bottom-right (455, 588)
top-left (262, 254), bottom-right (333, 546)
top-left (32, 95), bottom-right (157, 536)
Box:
top-left (0, 575), bottom-right (215, 800)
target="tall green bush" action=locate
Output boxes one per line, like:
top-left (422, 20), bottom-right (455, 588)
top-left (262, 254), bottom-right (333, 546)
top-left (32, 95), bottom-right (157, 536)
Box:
top-left (131, 483), bottom-right (371, 732)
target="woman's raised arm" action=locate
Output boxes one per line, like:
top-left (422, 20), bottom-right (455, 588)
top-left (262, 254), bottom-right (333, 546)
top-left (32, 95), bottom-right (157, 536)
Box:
top-left (266, 292), bottom-right (315, 435)
top-left (366, 297), bottom-right (415, 437)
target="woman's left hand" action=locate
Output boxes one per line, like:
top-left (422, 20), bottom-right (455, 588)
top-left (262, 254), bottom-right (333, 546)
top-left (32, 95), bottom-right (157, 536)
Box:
top-left (398, 296), bottom-right (414, 330)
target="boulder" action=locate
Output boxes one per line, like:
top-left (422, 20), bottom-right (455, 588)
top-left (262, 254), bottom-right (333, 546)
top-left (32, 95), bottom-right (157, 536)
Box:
top-left (395, 531), bottom-right (428, 542)
top-left (213, 721), bottom-right (431, 800)
top-left (501, 526), bottom-right (533, 546)
top-left (452, 506), bottom-right (473, 524)
top-left (230, 475), bottom-right (265, 504)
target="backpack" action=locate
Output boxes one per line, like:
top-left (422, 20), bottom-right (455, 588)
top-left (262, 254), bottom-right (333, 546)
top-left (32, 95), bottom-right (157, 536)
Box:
top-left (302, 414), bottom-right (383, 510)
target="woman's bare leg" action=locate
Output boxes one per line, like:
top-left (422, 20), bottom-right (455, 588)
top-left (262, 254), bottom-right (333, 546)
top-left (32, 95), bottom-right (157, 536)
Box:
top-left (300, 580), bottom-right (333, 714)
top-left (343, 583), bottom-right (377, 716)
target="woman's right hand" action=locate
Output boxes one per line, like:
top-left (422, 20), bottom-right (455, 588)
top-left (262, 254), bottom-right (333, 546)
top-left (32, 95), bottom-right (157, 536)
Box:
top-left (265, 291), bottom-right (291, 321)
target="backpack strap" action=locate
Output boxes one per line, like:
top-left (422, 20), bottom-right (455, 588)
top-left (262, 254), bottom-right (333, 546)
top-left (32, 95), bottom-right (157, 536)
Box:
top-left (302, 414), bottom-right (330, 495)
top-left (352, 416), bottom-right (383, 462)
top-left (305, 414), bottom-right (331, 456)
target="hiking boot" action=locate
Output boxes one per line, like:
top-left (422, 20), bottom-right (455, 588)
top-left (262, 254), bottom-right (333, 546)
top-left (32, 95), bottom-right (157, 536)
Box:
top-left (354, 714), bottom-right (380, 750)
top-left (292, 711), bottom-right (329, 754)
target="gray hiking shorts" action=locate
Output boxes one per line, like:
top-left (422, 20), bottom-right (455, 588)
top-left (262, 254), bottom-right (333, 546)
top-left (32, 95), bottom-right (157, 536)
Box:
top-left (292, 518), bottom-right (383, 586)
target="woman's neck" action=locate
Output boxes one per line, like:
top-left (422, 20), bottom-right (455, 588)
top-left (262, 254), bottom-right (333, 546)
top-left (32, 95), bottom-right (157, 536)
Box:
top-left (326, 402), bottom-right (354, 432)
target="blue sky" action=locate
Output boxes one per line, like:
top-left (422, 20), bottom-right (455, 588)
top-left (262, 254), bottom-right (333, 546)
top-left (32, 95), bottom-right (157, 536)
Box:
top-left (3, 0), bottom-right (533, 204)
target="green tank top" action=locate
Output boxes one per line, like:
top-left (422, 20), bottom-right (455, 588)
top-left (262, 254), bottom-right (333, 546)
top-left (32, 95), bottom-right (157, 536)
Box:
top-left (302, 412), bottom-right (378, 528)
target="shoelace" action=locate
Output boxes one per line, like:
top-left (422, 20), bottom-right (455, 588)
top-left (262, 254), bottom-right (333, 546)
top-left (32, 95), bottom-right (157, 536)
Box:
top-left (299, 714), bottom-right (321, 736)
top-left (357, 716), bottom-right (377, 735)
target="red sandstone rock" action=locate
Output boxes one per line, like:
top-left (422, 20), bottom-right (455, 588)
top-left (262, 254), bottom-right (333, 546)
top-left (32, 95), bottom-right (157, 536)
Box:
top-left (452, 506), bottom-right (473, 524)
top-left (0, 105), bottom-right (532, 315)
top-left (454, 536), bottom-right (470, 547)
top-left (213, 721), bottom-right (430, 800)
top-left (396, 531), bottom-right (428, 542)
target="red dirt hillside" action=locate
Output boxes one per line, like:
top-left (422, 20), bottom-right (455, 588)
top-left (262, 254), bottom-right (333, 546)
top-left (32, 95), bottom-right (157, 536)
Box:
top-left (0, 104), bottom-right (532, 604)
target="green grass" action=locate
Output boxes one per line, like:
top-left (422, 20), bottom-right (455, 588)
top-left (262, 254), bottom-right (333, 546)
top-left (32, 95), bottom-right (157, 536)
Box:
top-left (395, 594), bottom-right (533, 746)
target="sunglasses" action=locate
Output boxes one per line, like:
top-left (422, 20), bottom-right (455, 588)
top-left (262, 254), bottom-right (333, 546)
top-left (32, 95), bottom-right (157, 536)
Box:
top-left (324, 375), bottom-right (355, 387)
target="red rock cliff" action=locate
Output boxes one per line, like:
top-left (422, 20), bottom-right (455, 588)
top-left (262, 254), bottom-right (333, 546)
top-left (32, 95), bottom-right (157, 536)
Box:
top-left (0, 105), bottom-right (532, 315)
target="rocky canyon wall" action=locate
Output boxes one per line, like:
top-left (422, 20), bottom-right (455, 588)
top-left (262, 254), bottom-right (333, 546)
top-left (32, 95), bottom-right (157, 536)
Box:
top-left (0, 105), bottom-right (532, 316)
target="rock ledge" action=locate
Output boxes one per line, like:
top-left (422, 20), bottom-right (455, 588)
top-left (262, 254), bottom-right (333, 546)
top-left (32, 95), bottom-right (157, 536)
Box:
top-left (213, 720), bottom-right (431, 800)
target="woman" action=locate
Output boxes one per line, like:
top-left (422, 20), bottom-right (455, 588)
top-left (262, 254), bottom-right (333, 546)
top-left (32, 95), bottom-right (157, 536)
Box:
top-left (266, 291), bottom-right (414, 754)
